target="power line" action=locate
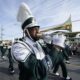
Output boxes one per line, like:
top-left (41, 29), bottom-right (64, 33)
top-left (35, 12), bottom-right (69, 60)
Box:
top-left (72, 19), bottom-right (80, 22)
top-left (32, 0), bottom-right (66, 13)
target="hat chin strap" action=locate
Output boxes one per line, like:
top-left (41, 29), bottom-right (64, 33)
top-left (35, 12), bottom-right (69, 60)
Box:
top-left (25, 29), bottom-right (34, 41)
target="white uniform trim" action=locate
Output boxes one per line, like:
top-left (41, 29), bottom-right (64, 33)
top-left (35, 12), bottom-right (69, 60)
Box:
top-left (11, 40), bottom-right (32, 62)
top-left (11, 37), bottom-right (45, 62)
top-left (24, 37), bottom-right (45, 60)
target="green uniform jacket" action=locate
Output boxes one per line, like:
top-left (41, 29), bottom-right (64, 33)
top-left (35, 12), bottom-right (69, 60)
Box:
top-left (18, 54), bottom-right (48, 80)
top-left (49, 47), bottom-right (69, 66)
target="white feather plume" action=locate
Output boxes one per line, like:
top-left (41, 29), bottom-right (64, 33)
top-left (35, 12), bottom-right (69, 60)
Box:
top-left (17, 2), bottom-right (33, 23)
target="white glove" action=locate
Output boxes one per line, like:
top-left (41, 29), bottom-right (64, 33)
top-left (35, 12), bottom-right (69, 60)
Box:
top-left (43, 34), bottom-right (52, 44)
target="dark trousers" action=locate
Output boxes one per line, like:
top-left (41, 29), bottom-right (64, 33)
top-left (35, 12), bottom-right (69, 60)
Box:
top-left (53, 61), bottom-right (68, 78)
top-left (8, 49), bottom-right (14, 70)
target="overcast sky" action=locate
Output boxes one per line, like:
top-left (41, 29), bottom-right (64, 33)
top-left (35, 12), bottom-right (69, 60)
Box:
top-left (0, 0), bottom-right (80, 40)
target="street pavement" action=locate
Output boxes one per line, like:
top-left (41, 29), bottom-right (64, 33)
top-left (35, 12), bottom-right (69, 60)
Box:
top-left (0, 55), bottom-right (80, 80)
top-left (66, 56), bottom-right (80, 80)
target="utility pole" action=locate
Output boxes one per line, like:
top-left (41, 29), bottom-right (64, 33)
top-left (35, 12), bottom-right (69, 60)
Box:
top-left (0, 25), bottom-right (4, 41)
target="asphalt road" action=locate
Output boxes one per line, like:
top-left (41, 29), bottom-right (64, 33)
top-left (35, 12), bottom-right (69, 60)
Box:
top-left (0, 55), bottom-right (80, 80)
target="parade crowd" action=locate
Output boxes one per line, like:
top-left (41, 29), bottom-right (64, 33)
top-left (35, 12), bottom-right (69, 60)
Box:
top-left (1, 2), bottom-right (80, 80)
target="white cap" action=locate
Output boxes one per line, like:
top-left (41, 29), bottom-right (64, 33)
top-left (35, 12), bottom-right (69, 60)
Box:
top-left (52, 34), bottom-right (66, 48)
top-left (17, 2), bottom-right (39, 30)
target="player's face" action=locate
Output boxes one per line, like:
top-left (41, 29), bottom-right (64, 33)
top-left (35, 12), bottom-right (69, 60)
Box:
top-left (27, 26), bottom-right (40, 41)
